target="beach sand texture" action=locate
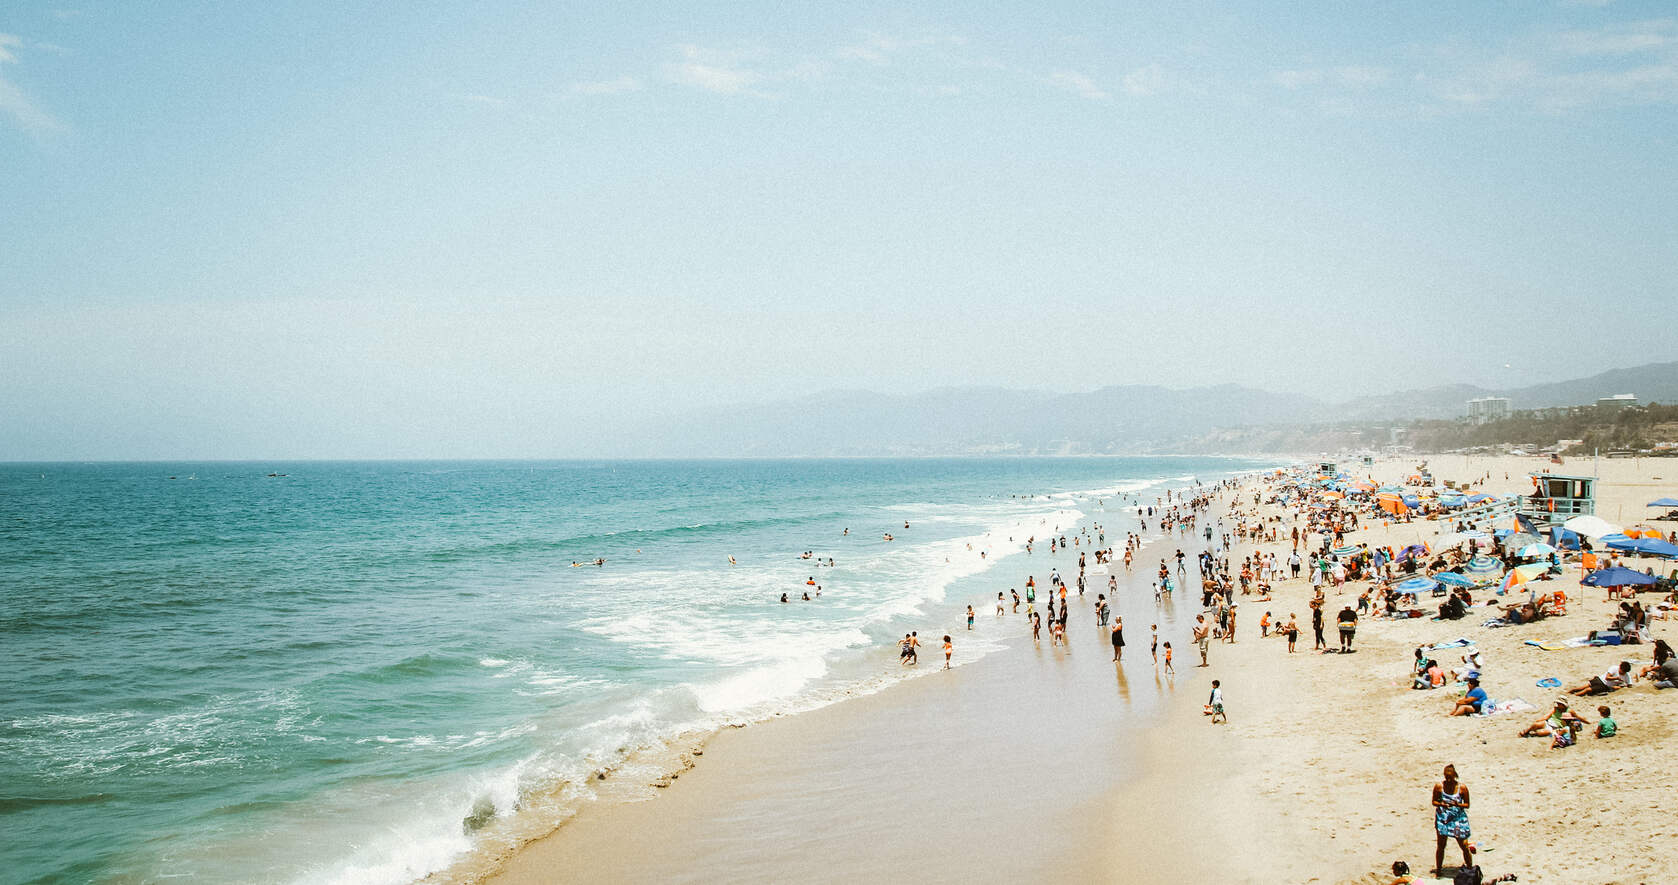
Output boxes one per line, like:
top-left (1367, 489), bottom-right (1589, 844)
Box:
top-left (477, 454), bottom-right (1675, 884)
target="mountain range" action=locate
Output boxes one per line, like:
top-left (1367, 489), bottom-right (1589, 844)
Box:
top-left (605, 361), bottom-right (1678, 457)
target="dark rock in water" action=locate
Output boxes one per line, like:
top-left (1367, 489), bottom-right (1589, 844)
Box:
top-left (462, 798), bottom-right (496, 833)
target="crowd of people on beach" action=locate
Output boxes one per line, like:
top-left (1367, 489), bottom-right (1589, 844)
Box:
top-left (869, 461), bottom-right (1674, 881)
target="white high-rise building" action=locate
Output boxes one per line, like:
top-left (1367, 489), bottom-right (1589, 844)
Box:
top-left (1465, 397), bottom-right (1510, 424)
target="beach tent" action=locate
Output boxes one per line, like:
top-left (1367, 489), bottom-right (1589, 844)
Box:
top-left (1394, 577), bottom-right (1436, 595)
top-left (1563, 515), bottom-right (1623, 540)
top-left (1580, 566), bottom-right (1659, 588)
top-left (1605, 536), bottom-right (1678, 558)
top-left (1550, 526), bottom-right (1580, 550)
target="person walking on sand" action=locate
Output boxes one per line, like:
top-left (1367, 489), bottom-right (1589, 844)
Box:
top-left (1285, 614), bottom-right (1299, 653)
top-left (1193, 615), bottom-right (1211, 667)
top-left (1206, 680), bottom-right (1226, 723)
top-left (1337, 605), bottom-right (1357, 652)
top-left (1432, 764), bottom-right (1473, 876)
top-left (1110, 616), bottom-right (1125, 661)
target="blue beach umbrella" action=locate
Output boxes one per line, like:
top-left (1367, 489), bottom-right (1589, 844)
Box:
top-left (1394, 577), bottom-right (1437, 595)
top-left (1434, 572), bottom-right (1476, 588)
top-left (1580, 567), bottom-right (1659, 588)
top-left (1647, 497), bottom-right (1678, 508)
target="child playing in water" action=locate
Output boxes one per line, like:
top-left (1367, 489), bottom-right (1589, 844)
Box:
top-left (942, 635), bottom-right (953, 669)
top-left (1162, 641), bottom-right (1174, 675)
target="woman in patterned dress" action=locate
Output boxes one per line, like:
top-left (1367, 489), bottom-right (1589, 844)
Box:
top-left (1432, 763), bottom-right (1473, 875)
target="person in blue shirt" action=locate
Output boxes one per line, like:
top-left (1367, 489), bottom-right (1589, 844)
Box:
top-left (1449, 677), bottom-right (1487, 716)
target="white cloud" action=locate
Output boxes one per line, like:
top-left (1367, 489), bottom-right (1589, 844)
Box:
top-left (1333, 65), bottom-right (1390, 86)
top-left (835, 32), bottom-right (965, 66)
top-left (1273, 68), bottom-right (1325, 89)
top-left (1122, 63), bottom-right (1167, 96)
top-left (1048, 70), bottom-right (1108, 100)
top-left (670, 45), bottom-right (763, 95)
top-left (0, 32), bottom-right (63, 133)
top-left (570, 76), bottom-right (642, 96)
top-left (1552, 19), bottom-right (1675, 55)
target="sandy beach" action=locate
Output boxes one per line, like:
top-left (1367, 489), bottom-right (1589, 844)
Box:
top-left (473, 454), bottom-right (1676, 884)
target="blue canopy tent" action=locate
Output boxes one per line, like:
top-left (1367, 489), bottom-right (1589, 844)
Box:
top-left (1550, 526), bottom-right (1581, 550)
top-left (1580, 566), bottom-right (1659, 588)
top-left (1605, 536), bottom-right (1678, 558)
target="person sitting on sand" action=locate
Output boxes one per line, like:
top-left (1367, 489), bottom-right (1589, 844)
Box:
top-left (1567, 661), bottom-right (1633, 696)
top-left (1595, 705), bottom-right (1617, 738)
top-left (1635, 639), bottom-right (1672, 682)
top-left (1520, 700), bottom-right (1586, 738)
top-left (1448, 677), bottom-right (1486, 716)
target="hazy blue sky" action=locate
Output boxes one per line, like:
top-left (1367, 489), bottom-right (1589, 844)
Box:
top-left (2, 2), bottom-right (1675, 458)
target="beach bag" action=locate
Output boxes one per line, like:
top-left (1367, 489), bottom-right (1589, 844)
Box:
top-left (1453, 865), bottom-right (1483, 885)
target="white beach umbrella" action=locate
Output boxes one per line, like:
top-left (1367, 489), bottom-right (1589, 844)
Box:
top-left (1563, 515), bottom-right (1622, 540)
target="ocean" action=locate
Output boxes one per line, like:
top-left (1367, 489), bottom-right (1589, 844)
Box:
top-left (0, 457), bottom-right (1272, 884)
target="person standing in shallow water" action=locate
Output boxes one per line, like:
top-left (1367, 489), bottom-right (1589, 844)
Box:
top-left (1432, 764), bottom-right (1473, 876)
top-left (1110, 616), bottom-right (1125, 661)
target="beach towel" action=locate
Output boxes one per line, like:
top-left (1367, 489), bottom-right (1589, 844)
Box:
top-left (1476, 698), bottom-right (1536, 717)
top-left (1426, 638), bottom-right (1475, 652)
top-left (1523, 636), bottom-right (1601, 650)
top-left (1536, 677), bottom-right (1562, 688)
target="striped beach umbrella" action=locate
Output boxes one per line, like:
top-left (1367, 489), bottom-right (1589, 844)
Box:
top-left (1465, 556), bottom-right (1502, 574)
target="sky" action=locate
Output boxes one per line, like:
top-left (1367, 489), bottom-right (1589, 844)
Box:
top-left (2, 1), bottom-right (1675, 459)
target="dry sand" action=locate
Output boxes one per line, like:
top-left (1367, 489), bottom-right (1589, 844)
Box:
top-left (477, 454), bottom-right (1676, 885)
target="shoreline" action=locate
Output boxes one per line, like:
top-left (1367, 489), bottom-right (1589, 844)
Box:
top-left (422, 465), bottom-right (1266, 883)
top-left (471, 454), bottom-right (1677, 884)
top-left (472, 474), bottom-right (1264, 883)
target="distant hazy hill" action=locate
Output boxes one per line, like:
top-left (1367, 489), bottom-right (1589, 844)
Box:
top-left (1345, 362), bottom-right (1678, 420)
top-left (604, 360), bottom-right (1678, 457)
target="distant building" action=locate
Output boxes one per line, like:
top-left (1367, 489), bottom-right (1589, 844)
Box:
top-left (1466, 396), bottom-right (1510, 424)
top-left (1596, 393), bottom-right (1637, 414)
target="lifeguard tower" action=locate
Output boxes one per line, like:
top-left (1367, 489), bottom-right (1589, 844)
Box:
top-left (1520, 472), bottom-right (1596, 528)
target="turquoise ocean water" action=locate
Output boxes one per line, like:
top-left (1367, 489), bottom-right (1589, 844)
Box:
top-left (1, 457), bottom-right (1270, 883)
